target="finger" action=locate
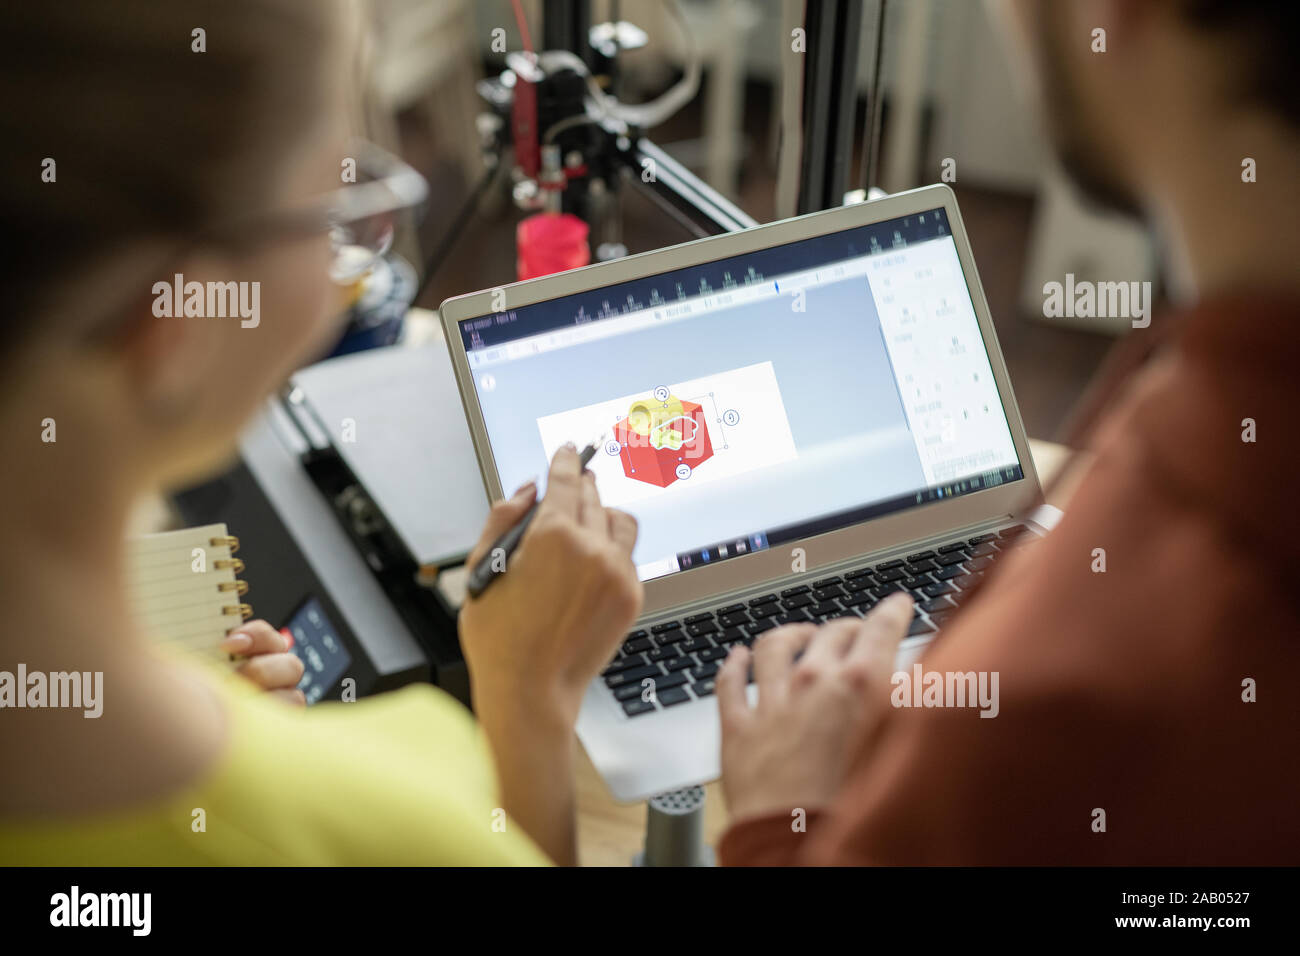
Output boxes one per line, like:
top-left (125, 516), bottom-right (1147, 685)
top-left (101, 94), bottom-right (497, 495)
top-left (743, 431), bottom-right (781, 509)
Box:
top-left (578, 471), bottom-right (607, 537)
top-left (716, 644), bottom-right (753, 733)
top-left (799, 617), bottom-right (862, 666)
top-left (268, 688), bottom-right (307, 707)
top-left (606, 509), bottom-right (638, 556)
top-left (220, 619), bottom-right (287, 656)
top-left (751, 624), bottom-right (816, 704)
top-left (236, 652), bottom-right (305, 691)
top-left (846, 591), bottom-right (914, 675)
top-left (466, 480), bottom-right (537, 568)
top-left (535, 445), bottom-right (582, 522)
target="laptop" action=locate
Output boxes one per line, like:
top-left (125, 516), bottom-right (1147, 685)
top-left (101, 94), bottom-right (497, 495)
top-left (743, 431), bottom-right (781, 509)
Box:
top-left (440, 184), bottom-right (1054, 801)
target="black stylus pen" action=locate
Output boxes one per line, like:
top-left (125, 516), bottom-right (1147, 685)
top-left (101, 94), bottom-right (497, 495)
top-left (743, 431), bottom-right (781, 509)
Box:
top-left (465, 439), bottom-right (601, 599)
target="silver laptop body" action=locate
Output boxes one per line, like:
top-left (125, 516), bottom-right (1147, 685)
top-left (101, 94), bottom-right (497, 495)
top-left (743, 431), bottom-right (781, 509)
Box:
top-left (441, 185), bottom-right (1050, 801)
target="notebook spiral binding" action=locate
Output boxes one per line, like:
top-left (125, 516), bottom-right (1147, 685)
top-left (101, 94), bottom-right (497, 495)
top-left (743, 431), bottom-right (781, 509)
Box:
top-left (211, 535), bottom-right (253, 629)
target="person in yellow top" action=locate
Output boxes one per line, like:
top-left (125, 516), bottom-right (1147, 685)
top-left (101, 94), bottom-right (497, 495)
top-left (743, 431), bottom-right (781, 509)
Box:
top-left (0, 0), bottom-right (641, 866)
top-left (2, 668), bottom-right (550, 866)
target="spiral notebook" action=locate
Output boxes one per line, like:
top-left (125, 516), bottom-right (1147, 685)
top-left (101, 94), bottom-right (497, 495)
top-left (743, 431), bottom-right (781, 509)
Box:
top-left (127, 523), bottom-right (251, 664)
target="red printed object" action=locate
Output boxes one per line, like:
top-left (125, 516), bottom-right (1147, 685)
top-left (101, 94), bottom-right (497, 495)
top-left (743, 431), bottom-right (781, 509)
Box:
top-left (516, 213), bottom-right (590, 280)
top-left (613, 399), bottom-right (714, 489)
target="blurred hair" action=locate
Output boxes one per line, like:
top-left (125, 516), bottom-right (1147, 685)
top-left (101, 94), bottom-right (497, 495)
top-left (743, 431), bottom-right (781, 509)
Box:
top-left (1179, 0), bottom-right (1299, 126)
top-left (0, 0), bottom-right (339, 350)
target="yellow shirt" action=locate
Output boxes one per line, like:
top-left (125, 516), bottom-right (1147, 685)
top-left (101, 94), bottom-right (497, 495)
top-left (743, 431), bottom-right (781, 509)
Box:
top-left (0, 669), bottom-right (550, 865)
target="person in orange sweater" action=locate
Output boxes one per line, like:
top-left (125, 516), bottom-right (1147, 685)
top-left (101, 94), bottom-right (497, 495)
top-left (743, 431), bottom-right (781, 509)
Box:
top-left (716, 0), bottom-right (1299, 864)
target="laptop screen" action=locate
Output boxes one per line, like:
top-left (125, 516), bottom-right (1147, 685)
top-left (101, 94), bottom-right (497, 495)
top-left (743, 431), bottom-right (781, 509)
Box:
top-left (456, 205), bottom-right (1023, 582)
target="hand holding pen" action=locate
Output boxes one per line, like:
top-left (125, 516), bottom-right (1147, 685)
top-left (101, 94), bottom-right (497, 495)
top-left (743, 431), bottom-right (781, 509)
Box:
top-left (457, 442), bottom-right (643, 723)
top-left (466, 436), bottom-right (603, 598)
top-left (456, 442), bottom-right (643, 866)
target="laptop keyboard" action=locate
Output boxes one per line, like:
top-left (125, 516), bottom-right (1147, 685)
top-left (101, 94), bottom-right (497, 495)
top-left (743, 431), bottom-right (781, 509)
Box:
top-left (602, 524), bottom-right (1037, 717)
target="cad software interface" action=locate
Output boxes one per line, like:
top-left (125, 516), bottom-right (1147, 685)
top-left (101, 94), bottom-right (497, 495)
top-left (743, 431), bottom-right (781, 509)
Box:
top-left (458, 206), bottom-right (1022, 581)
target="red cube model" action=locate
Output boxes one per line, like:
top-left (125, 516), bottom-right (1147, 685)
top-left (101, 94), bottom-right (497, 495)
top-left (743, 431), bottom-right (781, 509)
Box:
top-left (614, 396), bottom-right (714, 488)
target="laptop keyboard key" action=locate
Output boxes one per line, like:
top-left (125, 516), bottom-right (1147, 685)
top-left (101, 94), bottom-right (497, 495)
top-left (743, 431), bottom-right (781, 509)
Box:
top-left (651, 620), bottom-right (682, 633)
top-left (692, 679), bottom-right (717, 698)
top-left (614, 682), bottom-right (651, 701)
top-left (697, 646), bottom-right (728, 663)
top-left (922, 582), bottom-right (957, 598)
top-left (716, 626), bottom-right (746, 645)
top-left (664, 657), bottom-right (694, 672)
top-left (650, 671), bottom-right (689, 690)
top-left (606, 664), bottom-right (661, 688)
top-left (684, 612), bottom-right (715, 624)
top-left (781, 594), bottom-right (813, 610)
top-left (647, 646), bottom-right (679, 662)
top-left (718, 611), bottom-right (750, 627)
top-left (774, 610), bottom-right (812, 626)
top-left (622, 698), bottom-right (656, 716)
top-left (603, 655), bottom-right (647, 676)
top-left (657, 687), bottom-right (691, 707)
top-left (686, 620), bottom-right (719, 637)
top-left (780, 584), bottom-right (811, 597)
top-left (691, 662), bottom-right (721, 680)
top-left (748, 593), bottom-right (779, 606)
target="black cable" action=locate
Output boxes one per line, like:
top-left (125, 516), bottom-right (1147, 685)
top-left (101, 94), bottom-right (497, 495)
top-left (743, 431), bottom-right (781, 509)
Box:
top-left (413, 156), bottom-right (503, 303)
top-left (861, 0), bottom-right (888, 194)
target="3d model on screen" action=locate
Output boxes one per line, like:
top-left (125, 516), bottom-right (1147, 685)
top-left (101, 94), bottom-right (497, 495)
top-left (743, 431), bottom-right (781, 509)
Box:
top-left (535, 363), bottom-right (797, 509)
top-left (613, 387), bottom-right (715, 488)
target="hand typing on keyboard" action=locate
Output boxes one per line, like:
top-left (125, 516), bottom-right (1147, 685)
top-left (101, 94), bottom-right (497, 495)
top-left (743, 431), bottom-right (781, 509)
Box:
top-left (717, 591), bottom-right (913, 825)
top-left (458, 444), bottom-right (643, 865)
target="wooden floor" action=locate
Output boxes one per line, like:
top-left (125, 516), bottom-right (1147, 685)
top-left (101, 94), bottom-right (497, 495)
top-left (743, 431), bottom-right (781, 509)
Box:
top-left (575, 749), bottom-right (729, 867)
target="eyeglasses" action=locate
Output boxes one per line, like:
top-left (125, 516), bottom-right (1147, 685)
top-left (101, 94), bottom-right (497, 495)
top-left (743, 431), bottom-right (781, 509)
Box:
top-left (321, 140), bottom-right (429, 283)
top-left (82, 140), bottom-right (429, 344)
top-left (205, 139), bottom-right (430, 285)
